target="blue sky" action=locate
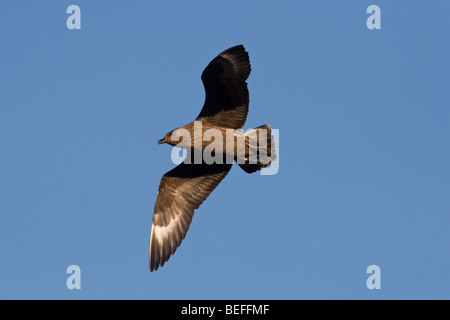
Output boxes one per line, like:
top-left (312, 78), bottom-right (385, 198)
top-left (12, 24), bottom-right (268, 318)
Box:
top-left (1, 0), bottom-right (449, 299)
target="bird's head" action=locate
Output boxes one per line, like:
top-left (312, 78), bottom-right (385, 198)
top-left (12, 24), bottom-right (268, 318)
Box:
top-left (158, 131), bottom-right (171, 145)
top-left (158, 128), bottom-right (189, 147)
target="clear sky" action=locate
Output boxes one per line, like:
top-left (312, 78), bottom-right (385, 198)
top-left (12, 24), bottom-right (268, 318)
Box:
top-left (1, 0), bottom-right (449, 299)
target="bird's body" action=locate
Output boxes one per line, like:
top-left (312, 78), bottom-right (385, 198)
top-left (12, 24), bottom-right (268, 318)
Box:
top-left (149, 45), bottom-right (276, 272)
top-left (160, 121), bottom-right (272, 163)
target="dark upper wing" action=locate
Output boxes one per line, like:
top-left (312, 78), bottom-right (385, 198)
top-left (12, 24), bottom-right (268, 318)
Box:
top-left (196, 45), bottom-right (251, 129)
top-left (149, 162), bottom-right (232, 272)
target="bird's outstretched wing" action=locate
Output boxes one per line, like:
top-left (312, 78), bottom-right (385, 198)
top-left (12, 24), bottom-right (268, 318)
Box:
top-left (149, 162), bottom-right (232, 272)
top-left (196, 45), bottom-right (251, 129)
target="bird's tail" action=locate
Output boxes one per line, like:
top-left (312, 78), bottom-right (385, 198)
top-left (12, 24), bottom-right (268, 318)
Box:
top-left (237, 124), bottom-right (276, 174)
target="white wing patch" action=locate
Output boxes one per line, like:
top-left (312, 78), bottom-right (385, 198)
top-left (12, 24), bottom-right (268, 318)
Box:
top-left (150, 213), bottom-right (182, 248)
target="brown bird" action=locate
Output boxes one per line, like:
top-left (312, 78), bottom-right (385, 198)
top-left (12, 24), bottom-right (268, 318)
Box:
top-left (149, 45), bottom-right (276, 272)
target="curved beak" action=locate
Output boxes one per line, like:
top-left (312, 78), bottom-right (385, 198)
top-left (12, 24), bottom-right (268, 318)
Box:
top-left (158, 138), bottom-right (165, 145)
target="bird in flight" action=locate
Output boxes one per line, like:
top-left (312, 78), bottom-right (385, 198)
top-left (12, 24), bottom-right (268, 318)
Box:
top-left (149, 45), bottom-right (276, 272)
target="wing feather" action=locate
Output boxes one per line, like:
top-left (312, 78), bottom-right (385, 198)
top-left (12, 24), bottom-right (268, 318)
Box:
top-left (149, 163), bottom-right (232, 271)
top-left (196, 45), bottom-right (251, 129)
